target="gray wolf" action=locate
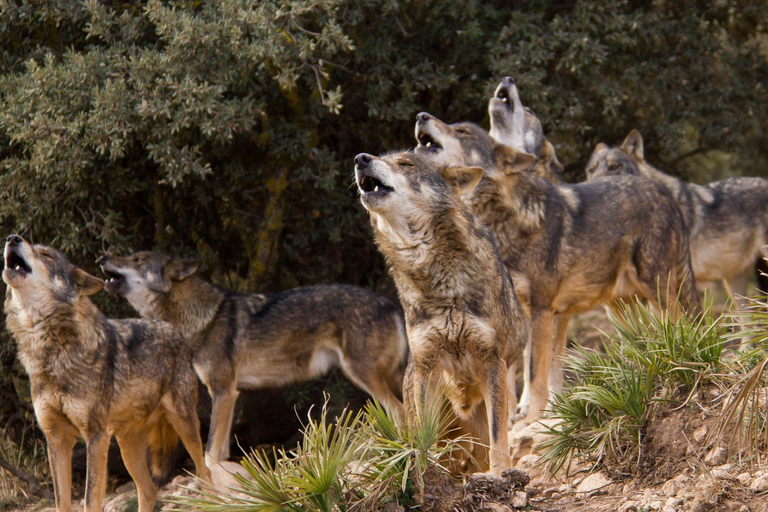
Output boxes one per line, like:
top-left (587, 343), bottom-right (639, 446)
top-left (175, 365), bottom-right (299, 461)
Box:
top-left (586, 130), bottom-right (768, 316)
top-left (488, 76), bottom-right (564, 180)
top-left (353, 150), bottom-right (529, 475)
top-left (3, 235), bottom-right (211, 512)
top-left (414, 115), bottom-right (699, 421)
top-left (98, 252), bottom-right (408, 462)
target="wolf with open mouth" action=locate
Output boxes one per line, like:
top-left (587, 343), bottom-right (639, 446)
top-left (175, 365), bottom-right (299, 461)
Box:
top-left (3, 235), bottom-right (211, 512)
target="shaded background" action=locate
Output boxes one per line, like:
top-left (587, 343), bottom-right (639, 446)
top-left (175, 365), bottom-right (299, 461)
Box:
top-left (1, 0), bottom-right (766, 505)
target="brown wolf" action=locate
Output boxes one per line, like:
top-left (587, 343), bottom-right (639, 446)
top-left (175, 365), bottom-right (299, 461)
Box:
top-left (98, 252), bottom-right (408, 462)
top-left (3, 235), bottom-right (211, 512)
top-left (586, 130), bottom-right (768, 316)
top-left (353, 150), bottom-right (529, 475)
top-left (488, 76), bottom-right (564, 180)
top-left (414, 115), bottom-right (698, 421)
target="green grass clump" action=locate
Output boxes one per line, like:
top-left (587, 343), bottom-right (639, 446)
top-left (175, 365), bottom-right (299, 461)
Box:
top-left (539, 298), bottom-right (726, 474)
top-left (172, 391), bottom-right (466, 511)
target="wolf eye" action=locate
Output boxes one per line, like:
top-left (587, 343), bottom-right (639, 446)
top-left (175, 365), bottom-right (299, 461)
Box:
top-left (608, 163), bottom-right (622, 171)
top-left (40, 252), bottom-right (54, 260)
top-left (398, 160), bottom-right (414, 168)
top-left (133, 256), bottom-right (144, 263)
top-left (455, 128), bottom-right (470, 135)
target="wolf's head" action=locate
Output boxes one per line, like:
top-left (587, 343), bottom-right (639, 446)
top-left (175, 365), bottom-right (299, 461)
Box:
top-left (414, 113), bottom-right (537, 187)
top-left (97, 251), bottom-right (199, 317)
top-left (3, 235), bottom-right (104, 310)
top-left (488, 76), bottom-right (526, 148)
top-left (354, 151), bottom-right (483, 223)
top-left (586, 130), bottom-right (645, 180)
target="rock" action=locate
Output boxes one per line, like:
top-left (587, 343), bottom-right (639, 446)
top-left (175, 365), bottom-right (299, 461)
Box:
top-left (665, 497), bottom-right (684, 508)
top-left (507, 419), bottom-right (558, 462)
top-left (749, 473), bottom-right (768, 492)
top-left (210, 460), bottom-right (253, 491)
top-left (737, 472), bottom-right (752, 486)
top-left (103, 492), bottom-right (137, 512)
top-left (575, 472), bottom-right (611, 496)
top-left (510, 491), bottom-right (528, 508)
top-left (481, 504), bottom-right (511, 512)
top-left (648, 500), bottom-right (664, 510)
top-left (661, 478), bottom-right (683, 497)
top-left (712, 465), bottom-right (735, 479)
top-left (691, 498), bottom-right (714, 512)
top-left (620, 501), bottom-right (640, 512)
top-left (704, 446), bottom-right (728, 466)
top-left (114, 481), bottom-right (136, 495)
top-left (692, 425), bottom-right (709, 444)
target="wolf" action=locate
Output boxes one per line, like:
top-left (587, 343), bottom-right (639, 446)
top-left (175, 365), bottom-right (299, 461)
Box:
top-left (414, 114), bottom-right (698, 421)
top-left (488, 76), bottom-right (564, 180)
top-left (353, 150), bottom-right (529, 475)
top-left (2, 235), bottom-right (211, 512)
top-left (586, 130), bottom-right (768, 317)
top-left (97, 252), bottom-right (408, 462)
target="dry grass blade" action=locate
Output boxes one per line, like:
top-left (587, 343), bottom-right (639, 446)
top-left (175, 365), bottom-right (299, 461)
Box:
top-left (712, 356), bottom-right (768, 465)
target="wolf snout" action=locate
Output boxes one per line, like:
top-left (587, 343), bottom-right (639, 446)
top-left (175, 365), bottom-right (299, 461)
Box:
top-left (355, 153), bottom-right (373, 169)
top-left (6, 234), bottom-right (22, 246)
top-left (416, 112), bottom-right (432, 124)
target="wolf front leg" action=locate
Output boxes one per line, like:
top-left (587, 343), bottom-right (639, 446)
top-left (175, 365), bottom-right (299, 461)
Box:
top-left (526, 308), bottom-right (554, 422)
top-left (83, 433), bottom-right (110, 512)
top-left (43, 427), bottom-right (76, 512)
top-left (483, 358), bottom-right (510, 476)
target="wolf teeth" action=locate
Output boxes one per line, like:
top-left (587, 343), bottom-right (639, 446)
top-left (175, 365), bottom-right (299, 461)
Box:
top-left (502, 97), bottom-right (508, 103)
top-left (14, 265), bottom-right (20, 271)
top-left (426, 142), bottom-right (432, 148)
top-left (374, 185), bottom-right (379, 192)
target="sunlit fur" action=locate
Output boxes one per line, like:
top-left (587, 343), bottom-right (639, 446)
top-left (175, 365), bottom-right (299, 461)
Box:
top-left (100, 251), bottom-right (408, 462)
top-left (586, 131), bottom-right (768, 317)
top-left (3, 237), bottom-right (211, 512)
top-left (414, 116), bottom-right (699, 422)
top-left (355, 151), bottom-right (529, 476)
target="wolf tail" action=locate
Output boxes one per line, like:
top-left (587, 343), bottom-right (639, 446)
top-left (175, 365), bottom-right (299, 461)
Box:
top-left (148, 415), bottom-right (180, 486)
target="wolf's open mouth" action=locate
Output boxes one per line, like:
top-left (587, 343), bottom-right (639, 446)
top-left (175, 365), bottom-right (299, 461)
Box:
top-left (358, 173), bottom-right (394, 196)
top-left (5, 251), bottom-right (31, 276)
top-left (496, 87), bottom-right (514, 111)
top-left (416, 131), bottom-right (442, 151)
top-left (102, 268), bottom-right (125, 286)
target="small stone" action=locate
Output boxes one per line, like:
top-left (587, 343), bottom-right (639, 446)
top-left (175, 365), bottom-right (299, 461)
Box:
top-left (666, 497), bottom-right (684, 507)
top-left (482, 504), bottom-right (511, 512)
top-left (575, 472), bottom-right (611, 496)
top-left (691, 498), bottom-right (714, 512)
top-left (749, 473), bottom-right (768, 492)
top-left (737, 472), bottom-right (752, 486)
top-left (620, 502), bottom-right (640, 512)
top-left (704, 446), bottom-right (728, 466)
top-left (649, 500), bottom-right (664, 510)
top-left (114, 481), bottom-right (136, 495)
top-left (693, 425), bottom-right (709, 444)
top-left (510, 490), bottom-right (528, 508)
top-left (661, 478), bottom-right (682, 497)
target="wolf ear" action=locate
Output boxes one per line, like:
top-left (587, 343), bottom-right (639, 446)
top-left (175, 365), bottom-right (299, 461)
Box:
top-left (72, 268), bottom-right (105, 296)
top-left (540, 140), bottom-right (564, 174)
top-left (620, 130), bottom-right (644, 160)
top-left (164, 259), bottom-right (200, 282)
top-left (440, 166), bottom-right (485, 196)
top-left (494, 144), bottom-right (537, 175)
top-left (592, 142), bottom-right (609, 156)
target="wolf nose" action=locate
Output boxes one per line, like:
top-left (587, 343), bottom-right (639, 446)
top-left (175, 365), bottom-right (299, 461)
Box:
top-left (416, 112), bottom-right (432, 123)
top-left (6, 234), bottom-right (22, 246)
top-left (501, 76), bottom-right (515, 85)
top-left (355, 153), bottom-right (372, 168)
top-left (96, 255), bottom-right (108, 266)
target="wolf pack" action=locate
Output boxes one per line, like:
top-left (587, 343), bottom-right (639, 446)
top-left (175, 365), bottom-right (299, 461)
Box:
top-left (4, 76), bottom-right (768, 512)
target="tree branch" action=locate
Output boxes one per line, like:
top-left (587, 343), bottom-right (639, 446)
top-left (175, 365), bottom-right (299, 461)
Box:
top-left (0, 456), bottom-right (53, 500)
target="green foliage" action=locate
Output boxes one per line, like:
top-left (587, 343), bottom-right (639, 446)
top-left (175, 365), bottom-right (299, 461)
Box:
top-left (172, 395), bottom-right (464, 511)
top-left (539, 299), bottom-right (726, 474)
